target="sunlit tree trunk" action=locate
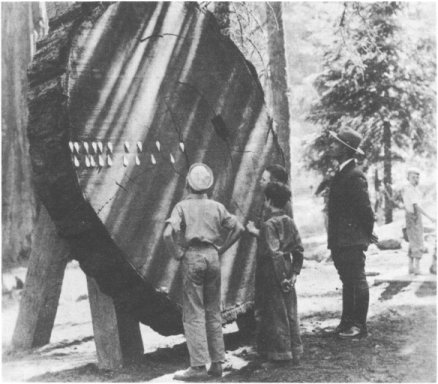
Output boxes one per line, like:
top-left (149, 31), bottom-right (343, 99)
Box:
top-left (2, 3), bottom-right (36, 267)
top-left (2, 3), bottom-right (49, 268)
top-left (264, 2), bottom-right (292, 197)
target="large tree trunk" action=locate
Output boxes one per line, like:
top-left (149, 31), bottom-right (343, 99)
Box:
top-left (383, 121), bottom-right (393, 224)
top-left (264, 2), bottom-right (292, 186)
top-left (1, 3), bottom-right (38, 267)
top-left (27, 2), bottom-right (283, 336)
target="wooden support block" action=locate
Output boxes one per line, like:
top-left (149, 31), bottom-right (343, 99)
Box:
top-left (11, 206), bottom-right (70, 350)
top-left (115, 309), bottom-right (145, 364)
top-left (87, 277), bottom-right (144, 369)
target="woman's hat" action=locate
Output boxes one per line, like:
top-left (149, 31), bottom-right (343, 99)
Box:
top-left (329, 128), bottom-right (364, 155)
top-left (187, 163), bottom-right (214, 192)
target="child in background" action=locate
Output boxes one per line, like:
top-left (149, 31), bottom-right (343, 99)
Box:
top-left (248, 182), bottom-right (304, 367)
top-left (402, 167), bottom-right (436, 275)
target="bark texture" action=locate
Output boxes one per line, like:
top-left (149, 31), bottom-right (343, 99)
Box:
top-left (2, 3), bottom-right (37, 267)
top-left (213, 2), bottom-right (230, 37)
top-left (265, 2), bottom-right (292, 182)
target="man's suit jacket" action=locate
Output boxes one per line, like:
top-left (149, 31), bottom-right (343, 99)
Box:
top-left (327, 160), bottom-right (375, 250)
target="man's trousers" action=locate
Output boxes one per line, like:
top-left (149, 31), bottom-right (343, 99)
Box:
top-left (331, 246), bottom-right (369, 330)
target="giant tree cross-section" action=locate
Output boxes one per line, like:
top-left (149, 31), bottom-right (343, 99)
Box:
top-left (27, 2), bottom-right (285, 336)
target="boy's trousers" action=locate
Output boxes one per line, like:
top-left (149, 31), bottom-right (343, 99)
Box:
top-left (406, 211), bottom-right (424, 259)
top-left (181, 244), bottom-right (225, 367)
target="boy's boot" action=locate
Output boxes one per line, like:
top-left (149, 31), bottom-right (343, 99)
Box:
top-left (414, 258), bottom-right (421, 275)
top-left (408, 258), bottom-right (414, 274)
top-left (208, 362), bottom-right (223, 377)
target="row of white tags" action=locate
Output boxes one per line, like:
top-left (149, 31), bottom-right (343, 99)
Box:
top-left (71, 153), bottom-right (177, 168)
top-left (68, 140), bottom-right (185, 154)
top-left (69, 140), bottom-right (186, 168)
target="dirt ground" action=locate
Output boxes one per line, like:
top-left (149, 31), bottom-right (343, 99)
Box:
top-left (10, 303), bottom-right (436, 383)
top-left (2, 207), bottom-right (436, 382)
top-left (3, 252), bottom-right (436, 382)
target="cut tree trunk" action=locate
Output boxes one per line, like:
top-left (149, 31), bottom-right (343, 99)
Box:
top-left (27, 2), bottom-right (282, 336)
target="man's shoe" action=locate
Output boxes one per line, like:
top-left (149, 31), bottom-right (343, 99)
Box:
top-left (338, 326), bottom-right (366, 339)
top-left (208, 362), bottom-right (223, 377)
top-left (173, 366), bottom-right (208, 381)
top-left (334, 322), bottom-right (351, 334)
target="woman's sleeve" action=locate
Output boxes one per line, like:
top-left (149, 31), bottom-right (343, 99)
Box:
top-left (290, 221), bottom-right (304, 275)
top-left (263, 222), bottom-right (290, 285)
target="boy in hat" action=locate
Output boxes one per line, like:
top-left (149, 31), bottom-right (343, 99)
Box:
top-left (402, 167), bottom-right (436, 274)
top-left (163, 163), bottom-right (244, 381)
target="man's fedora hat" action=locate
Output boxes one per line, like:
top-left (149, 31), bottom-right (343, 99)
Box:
top-left (187, 163), bottom-right (214, 192)
top-left (329, 128), bottom-right (364, 155)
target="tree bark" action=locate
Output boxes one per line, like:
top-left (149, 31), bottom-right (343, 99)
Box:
top-left (213, 2), bottom-right (230, 37)
top-left (1, 3), bottom-right (37, 267)
top-left (264, 2), bottom-right (292, 188)
top-left (383, 121), bottom-right (393, 224)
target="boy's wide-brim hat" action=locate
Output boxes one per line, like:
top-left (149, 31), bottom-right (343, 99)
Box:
top-left (187, 163), bottom-right (214, 192)
top-left (329, 128), bottom-right (364, 155)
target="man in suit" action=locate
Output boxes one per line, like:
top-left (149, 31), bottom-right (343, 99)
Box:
top-left (327, 128), bottom-right (375, 338)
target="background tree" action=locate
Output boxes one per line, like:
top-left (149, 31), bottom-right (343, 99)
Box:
top-left (264, 2), bottom-right (292, 178)
top-left (2, 3), bottom-right (48, 268)
top-left (208, 2), bottom-right (292, 190)
top-left (304, 2), bottom-right (436, 223)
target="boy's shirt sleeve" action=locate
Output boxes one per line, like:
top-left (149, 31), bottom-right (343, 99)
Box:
top-left (165, 204), bottom-right (183, 233)
top-left (220, 204), bottom-right (238, 230)
top-left (402, 185), bottom-right (420, 213)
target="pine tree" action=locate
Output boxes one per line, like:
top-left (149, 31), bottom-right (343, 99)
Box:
top-left (305, 2), bottom-right (436, 223)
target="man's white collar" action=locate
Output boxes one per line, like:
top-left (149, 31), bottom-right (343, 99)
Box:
top-left (339, 158), bottom-right (354, 171)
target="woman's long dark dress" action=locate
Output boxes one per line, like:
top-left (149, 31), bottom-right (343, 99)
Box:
top-left (255, 210), bottom-right (304, 360)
